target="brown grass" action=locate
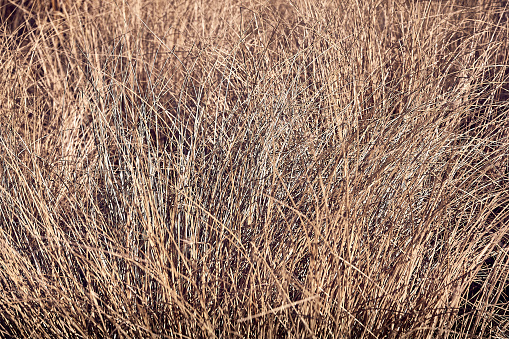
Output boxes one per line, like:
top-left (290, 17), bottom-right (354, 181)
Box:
top-left (0, 0), bottom-right (508, 337)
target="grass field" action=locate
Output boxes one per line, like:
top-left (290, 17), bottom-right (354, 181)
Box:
top-left (0, 0), bottom-right (508, 337)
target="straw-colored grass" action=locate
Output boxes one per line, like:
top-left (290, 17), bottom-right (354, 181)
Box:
top-left (0, 0), bottom-right (508, 337)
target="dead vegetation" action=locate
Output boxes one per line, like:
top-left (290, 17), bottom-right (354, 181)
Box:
top-left (0, 0), bottom-right (508, 337)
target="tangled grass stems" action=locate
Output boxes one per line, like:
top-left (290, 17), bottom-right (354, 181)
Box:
top-left (0, 0), bottom-right (508, 337)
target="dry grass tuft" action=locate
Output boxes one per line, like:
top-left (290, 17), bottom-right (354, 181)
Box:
top-left (0, 0), bottom-right (508, 337)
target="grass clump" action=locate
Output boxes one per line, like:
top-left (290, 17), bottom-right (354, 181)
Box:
top-left (0, 0), bottom-right (508, 337)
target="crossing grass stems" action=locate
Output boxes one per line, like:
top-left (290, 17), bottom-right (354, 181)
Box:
top-left (0, 0), bottom-right (508, 337)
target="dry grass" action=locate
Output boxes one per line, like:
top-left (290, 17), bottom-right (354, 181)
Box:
top-left (0, 0), bottom-right (508, 337)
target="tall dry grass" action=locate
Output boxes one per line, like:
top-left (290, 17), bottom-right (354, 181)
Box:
top-left (0, 0), bottom-right (508, 337)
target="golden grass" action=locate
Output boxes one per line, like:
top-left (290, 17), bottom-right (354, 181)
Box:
top-left (0, 0), bottom-right (508, 337)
